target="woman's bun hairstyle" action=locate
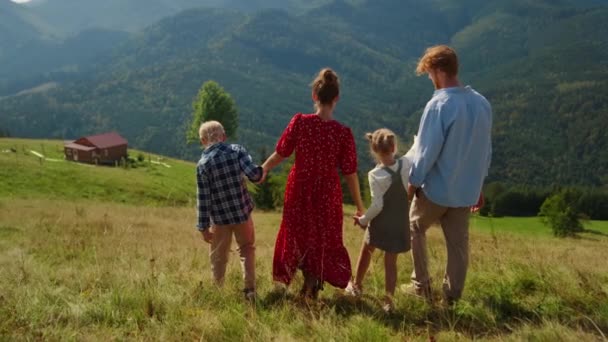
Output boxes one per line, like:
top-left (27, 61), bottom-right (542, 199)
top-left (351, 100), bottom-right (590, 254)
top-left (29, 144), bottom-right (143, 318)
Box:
top-left (311, 68), bottom-right (340, 105)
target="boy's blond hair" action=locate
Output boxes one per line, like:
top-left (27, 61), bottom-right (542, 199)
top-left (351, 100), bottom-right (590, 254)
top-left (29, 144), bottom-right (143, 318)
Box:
top-left (365, 128), bottom-right (397, 163)
top-left (199, 121), bottom-right (225, 144)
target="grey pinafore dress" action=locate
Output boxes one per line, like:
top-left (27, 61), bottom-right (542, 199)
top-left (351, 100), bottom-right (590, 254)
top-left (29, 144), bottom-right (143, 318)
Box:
top-left (364, 159), bottom-right (411, 253)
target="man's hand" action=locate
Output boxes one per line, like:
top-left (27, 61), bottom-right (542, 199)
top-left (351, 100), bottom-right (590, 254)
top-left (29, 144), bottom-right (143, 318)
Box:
top-left (407, 183), bottom-right (417, 202)
top-left (471, 193), bottom-right (485, 213)
top-left (200, 229), bottom-right (213, 244)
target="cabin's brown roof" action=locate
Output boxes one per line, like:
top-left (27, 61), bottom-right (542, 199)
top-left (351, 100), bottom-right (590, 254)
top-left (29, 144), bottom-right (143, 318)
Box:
top-left (82, 132), bottom-right (128, 149)
top-left (64, 143), bottom-right (96, 151)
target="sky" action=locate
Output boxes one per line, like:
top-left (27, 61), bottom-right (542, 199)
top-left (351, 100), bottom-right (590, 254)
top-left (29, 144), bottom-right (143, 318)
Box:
top-left (12, 0), bottom-right (33, 3)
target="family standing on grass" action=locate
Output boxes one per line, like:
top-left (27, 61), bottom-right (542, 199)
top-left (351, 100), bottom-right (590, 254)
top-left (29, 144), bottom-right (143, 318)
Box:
top-left (195, 45), bottom-right (493, 312)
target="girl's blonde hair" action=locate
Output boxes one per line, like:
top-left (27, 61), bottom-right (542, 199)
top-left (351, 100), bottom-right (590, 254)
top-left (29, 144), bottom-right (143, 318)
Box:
top-left (365, 128), bottom-right (397, 162)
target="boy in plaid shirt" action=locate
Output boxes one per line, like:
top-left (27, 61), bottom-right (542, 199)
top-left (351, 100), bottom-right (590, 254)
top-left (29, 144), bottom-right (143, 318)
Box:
top-left (196, 121), bottom-right (264, 301)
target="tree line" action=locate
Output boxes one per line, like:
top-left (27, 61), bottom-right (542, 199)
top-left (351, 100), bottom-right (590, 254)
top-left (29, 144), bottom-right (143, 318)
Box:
top-left (479, 182), bottom-right (608, 221)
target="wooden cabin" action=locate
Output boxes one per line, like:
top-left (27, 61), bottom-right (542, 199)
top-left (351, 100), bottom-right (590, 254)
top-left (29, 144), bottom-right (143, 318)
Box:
top-left (64, 132), bottom-right (128, 165)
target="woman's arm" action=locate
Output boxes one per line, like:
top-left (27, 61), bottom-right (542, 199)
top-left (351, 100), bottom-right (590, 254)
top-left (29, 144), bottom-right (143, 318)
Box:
top-left (262, 152), bottom-right (285, 173)
top-left (344, 172), bottom-right (365, 215)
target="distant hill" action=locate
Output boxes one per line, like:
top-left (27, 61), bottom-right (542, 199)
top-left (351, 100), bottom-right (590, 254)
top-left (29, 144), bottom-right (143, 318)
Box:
top-left (0, 28), bottom-right (130, 94)
top-left (0, 0), bottom-right (335, 94)
top-left (1, 0), bottom-right (607, 187)
top-left (0, 0), bottom-right (53, 58)
top-left (19, 0), bottom-right (336, 35)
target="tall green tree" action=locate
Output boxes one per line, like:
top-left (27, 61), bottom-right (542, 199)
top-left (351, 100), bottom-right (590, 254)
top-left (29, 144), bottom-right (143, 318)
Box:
top-left (186, 81), bottom-right (238, 144)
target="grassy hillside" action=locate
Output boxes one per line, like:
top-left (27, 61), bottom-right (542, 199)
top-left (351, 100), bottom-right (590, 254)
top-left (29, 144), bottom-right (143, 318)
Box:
top-left (1, 137), bottom-right (607, 339)
top-left (0, 198), bottom-right (606, 340)
top-left (0, 138), bottom-right (197, 206)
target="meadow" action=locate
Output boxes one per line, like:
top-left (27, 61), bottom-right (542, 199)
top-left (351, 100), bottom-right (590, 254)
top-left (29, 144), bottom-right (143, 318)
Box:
top-left (0, 138), bottom-right (607, 341)
top-left (0, 138), bottom-right (196, 206)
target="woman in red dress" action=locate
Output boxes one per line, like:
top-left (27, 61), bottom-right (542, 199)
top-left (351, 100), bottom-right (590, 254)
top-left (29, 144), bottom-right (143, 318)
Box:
top-left (262, 68), bottom-right (365, 298)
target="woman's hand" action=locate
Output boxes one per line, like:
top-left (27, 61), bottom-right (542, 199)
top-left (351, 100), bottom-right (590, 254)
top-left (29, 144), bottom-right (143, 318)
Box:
top-left (344, 172), bottom-right (365, 215)
top-left (255, 168), bottom-right (268, 184)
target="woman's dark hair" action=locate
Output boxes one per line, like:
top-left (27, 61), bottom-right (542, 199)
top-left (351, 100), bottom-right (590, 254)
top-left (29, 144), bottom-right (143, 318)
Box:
top-left (311, 68), bottom-right (340, 105)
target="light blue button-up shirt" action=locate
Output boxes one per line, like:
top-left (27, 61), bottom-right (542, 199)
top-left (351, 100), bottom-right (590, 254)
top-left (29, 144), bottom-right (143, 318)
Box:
top-left (409, 86), bottom-right (492, 207)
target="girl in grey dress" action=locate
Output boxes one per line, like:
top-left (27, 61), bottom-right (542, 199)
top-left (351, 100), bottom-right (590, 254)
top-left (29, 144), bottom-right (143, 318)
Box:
top-left (347, 128), bottom-right (414, 312)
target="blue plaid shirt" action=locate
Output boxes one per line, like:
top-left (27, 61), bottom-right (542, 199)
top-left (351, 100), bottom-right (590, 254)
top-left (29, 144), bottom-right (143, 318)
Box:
top-left (196, 142), bottom-right (263, 230)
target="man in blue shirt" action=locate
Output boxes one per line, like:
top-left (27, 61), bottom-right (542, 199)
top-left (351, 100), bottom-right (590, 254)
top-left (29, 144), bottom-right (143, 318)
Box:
top-left (404, 45), bottom-right (492, 304)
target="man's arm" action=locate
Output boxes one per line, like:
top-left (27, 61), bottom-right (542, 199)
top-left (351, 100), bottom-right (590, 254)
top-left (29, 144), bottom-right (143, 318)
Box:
top-left (409, 104), bottom-right (447, 188)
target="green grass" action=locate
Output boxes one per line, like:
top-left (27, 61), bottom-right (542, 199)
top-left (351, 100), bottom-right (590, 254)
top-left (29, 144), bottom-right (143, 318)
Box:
top-left (1, 138), bottom-right (607, 340)
top-left (0, 138), bottom-right (197, 206)
top-left (0, 199), bottom-right (606, 341)
top-left (471, 215), bottom-right (608, 237)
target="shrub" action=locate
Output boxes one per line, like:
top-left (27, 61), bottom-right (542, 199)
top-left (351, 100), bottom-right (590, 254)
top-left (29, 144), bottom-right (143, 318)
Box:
top-left (539, 192), bottom-right (583, 237)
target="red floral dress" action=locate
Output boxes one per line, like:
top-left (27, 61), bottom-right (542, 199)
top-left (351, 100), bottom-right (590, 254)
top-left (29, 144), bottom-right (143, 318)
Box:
top-left (272, 113), bottom-right (357, 289)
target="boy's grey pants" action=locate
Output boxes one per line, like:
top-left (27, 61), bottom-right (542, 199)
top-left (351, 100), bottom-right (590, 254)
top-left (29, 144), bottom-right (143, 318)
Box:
top-left (409, 191), bottom-right (470, 301)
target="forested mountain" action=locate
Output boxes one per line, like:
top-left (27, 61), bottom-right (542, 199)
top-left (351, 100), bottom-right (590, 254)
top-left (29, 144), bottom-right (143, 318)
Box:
top-left (1, 0), bottom-right (607, 186)
top-left (19, 0), bottom-right (335, 34)
top-left (0, 0), bottom-right (53, 57)
top-left (0, 0), bottom-right (334, 92)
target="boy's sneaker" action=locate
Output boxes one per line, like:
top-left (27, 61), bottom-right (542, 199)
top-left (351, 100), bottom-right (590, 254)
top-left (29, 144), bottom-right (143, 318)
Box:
top-left (344, 281), bottom-right (362, 297)
top-left (243, 288), bottom-right (256, 303)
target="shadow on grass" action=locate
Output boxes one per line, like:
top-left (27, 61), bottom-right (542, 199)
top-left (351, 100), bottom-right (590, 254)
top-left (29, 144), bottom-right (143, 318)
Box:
top-left (582, 229), bottom-right (608, 237)
top-left (261, 287), bottom-right (440, 336)
top-left (259, 287), bottom-right (567, 340)
top-left (259, 280), bottom-right (608, 340)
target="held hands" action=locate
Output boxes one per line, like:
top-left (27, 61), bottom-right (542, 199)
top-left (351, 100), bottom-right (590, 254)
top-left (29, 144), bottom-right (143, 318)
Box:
top-left (352, 207), bottom-right (366, 229)
top-left (255, 165), bottom-right (270, 185)
top-left (352, 215), bottom-right (366, 229)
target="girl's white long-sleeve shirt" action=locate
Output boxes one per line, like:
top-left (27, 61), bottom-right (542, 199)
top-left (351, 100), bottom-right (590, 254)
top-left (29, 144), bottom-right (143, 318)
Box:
top-left (359, 155), bottom-right (413, 227)
top-left (359, 137), bottom-right (418, 227)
